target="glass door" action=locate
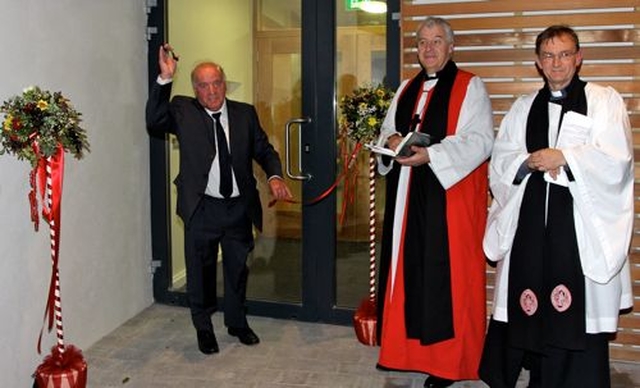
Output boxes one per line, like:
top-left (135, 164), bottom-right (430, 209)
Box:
top-left (147, 0), bottom-right (392, 324)
top-left (334, 8), bottom-right (387, 309)
top-left (251, 1), bottom-right (304, 309)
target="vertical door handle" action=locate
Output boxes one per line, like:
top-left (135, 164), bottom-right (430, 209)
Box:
top-left (285, 117), bottom-right (312, 181)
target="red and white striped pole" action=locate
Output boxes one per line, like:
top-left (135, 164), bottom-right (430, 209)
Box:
top-left (367, 154), bottom-right (376, 302)
top-left (45, 157), bottom-right (65, 354)
top-left (35, 145), bottom-right (66, 356)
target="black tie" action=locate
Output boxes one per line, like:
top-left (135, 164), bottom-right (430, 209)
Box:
top-left (212, 112), bottom-right (232, 198)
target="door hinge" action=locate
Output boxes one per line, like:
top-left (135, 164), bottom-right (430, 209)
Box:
top-left (145, 0), bottom-right (157, 14)
top-left (146, 26), bottom-right (158, 42)
top-left (149, 259), bottom-right (162, 274)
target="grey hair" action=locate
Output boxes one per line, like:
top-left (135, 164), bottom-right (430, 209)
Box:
top-left (415, 16), bottom-right (455, 44)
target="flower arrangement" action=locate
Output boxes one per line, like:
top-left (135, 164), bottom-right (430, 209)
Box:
top-left (1, 86), bottom-right (89, 167)
top-left (2, 86), bottom-right (91, 386)
top-left (338, 83), bottom-right (394, 145)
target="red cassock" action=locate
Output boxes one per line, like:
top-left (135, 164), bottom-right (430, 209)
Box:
top-left (377, 71), bottom-right (488, 381)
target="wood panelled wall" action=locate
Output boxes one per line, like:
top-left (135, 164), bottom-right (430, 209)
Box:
top-left (400, 0), bottom-right (640, 362)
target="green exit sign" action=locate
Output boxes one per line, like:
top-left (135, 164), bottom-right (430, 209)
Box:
top-left (346, 0), bottom-right (386, 13)
top-left (346, 0), bottom-right (365, 11)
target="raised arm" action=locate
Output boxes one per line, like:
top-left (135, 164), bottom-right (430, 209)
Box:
top-left (145, 44), bottom-right (180, 135)
top-left (158, 43), bottom-right (179, 81)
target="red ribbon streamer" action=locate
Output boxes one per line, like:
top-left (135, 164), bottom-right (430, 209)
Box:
top-left (29, 168), bottom-right (40, 232)
top-left (269, 142), bottom-right (363, 220)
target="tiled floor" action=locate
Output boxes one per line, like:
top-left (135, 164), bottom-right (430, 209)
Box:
top-left (85, 304), bottom-right (640, 387)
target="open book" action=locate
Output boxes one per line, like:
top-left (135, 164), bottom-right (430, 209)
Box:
top-left (365, 131), bottom-right (431, 157)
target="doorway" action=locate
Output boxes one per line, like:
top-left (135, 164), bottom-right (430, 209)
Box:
top-left (147, 0), bottom-right (397, 324)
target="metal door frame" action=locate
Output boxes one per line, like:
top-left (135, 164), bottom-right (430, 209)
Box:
top-left (146, 0), bottom-right (400, 324)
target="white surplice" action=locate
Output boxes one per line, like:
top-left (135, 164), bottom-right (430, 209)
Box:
top-left (483, 82), bottom-right (634, 333)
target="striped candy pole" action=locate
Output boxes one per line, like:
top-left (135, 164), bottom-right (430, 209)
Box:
top-left (352, 153), bottom-right (379, 346)
top-left (368, 154), bottom-right (376, 302)
top-left (34, 146), bottom-right (89, 388)
top-left (45, 155), bottom-right (65, 354)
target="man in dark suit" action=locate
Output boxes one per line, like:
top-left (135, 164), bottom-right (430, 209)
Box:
top-left (146, 44), bottom-right (293, 355)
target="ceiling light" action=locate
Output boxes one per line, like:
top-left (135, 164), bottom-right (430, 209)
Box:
top-left (356, 0), bottom-right (387, 14)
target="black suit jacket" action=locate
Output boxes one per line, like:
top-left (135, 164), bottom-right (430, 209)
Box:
top-left (145, 82), bottom-right (283, 231)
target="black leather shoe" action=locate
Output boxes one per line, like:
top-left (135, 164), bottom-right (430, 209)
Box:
top-left (424, 375), bottom-right (454, 388)
top-left (196, 330), bottom-right (219, 354)
top-left (228, 327), bottom-right (260, 345)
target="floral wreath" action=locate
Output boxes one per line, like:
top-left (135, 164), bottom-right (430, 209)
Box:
top-left (1, 86), bottom-right (89, 167)
top-left (338, 83), bottom-right (394, 145)
top-left (335, 83), bottom-right (394, 226)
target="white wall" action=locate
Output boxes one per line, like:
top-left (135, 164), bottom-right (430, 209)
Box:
top-left (0, 1), bottom-right (153, 386)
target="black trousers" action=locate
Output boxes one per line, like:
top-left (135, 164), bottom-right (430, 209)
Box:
top-left (184, 195), bottom-right (254, 332)
top-left (479, 319), bottom-right (611, 388)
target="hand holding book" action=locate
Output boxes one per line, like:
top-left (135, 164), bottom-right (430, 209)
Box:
top-left (365, 131), bottom-right (431, 157)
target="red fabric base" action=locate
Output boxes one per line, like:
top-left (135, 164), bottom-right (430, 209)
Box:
top-left (353, 298), bottom-right (378, 346)
top-left (34, 345), bottom-right (87, 388)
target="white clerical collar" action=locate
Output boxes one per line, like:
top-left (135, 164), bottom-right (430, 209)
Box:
top-left (551, 90), bottom-right (564, 98)
top-left (423, 78), bottom-right (438, 92)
